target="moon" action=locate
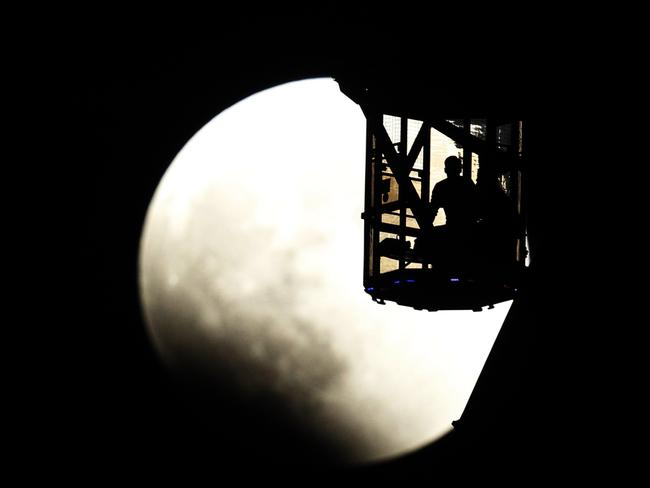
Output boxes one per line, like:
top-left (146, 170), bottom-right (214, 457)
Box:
top-left (138, 78), bottom-right (511, 466)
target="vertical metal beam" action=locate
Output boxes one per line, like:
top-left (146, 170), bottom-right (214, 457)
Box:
top-left (486, 119), bottom-right (496, 150)
top-left (422, 123), bottom-right (431, 269)
top-left (463, 118), bottom-right (472, 180)
top-left (480, 119), bottom-right (497, 188)
top-left (421, 123), bottom-right (431, 205)
top-left (516, 120), bottom-right (527, 265)
top-left (399, 117), bottom-right (408, 270)
top-left (372, 115), bottom-right (382, 279)
top-left (363, 117), bottom-right (373, 285)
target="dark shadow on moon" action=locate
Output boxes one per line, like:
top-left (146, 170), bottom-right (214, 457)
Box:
top-left (161, 371), bottom-right (354, 467)
top-left (141, 183), bottom-right (357, 465)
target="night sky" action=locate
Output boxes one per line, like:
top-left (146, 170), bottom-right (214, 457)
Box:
top-left (21, 8), bottom-right (634, 485)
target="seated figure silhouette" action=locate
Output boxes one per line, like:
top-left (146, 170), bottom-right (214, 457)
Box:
top-left (421, 156), bottom-right (478, 269)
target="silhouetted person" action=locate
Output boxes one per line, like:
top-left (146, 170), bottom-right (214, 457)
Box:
top-left (430, 156), bottom-right (477, 228)
top-left (422, 156), bottom-right (478, 269)
top-left (476, 167), bottom-right (519, 268)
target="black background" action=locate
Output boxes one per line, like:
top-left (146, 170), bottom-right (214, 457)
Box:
top-left (19, 7), bottom-right (636, 485)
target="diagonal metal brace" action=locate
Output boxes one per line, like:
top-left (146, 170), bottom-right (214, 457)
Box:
top-left (428, 119), bottom-right (524, 172)
top-left (362, 106), bottom-right (432, 231)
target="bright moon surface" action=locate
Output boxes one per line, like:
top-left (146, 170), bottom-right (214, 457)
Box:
top-left (139, 78), bottom-right (511, 465)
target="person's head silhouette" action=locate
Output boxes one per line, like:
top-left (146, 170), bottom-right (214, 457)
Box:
top-left (444, 156), bottom-right (462, 178)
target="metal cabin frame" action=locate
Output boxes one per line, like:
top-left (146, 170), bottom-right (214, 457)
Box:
top-left (339, 79), bottom-right (528, 311)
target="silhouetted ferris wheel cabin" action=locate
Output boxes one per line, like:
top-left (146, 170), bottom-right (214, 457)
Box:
top-left (338, 78), bottom-right (529, 312)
